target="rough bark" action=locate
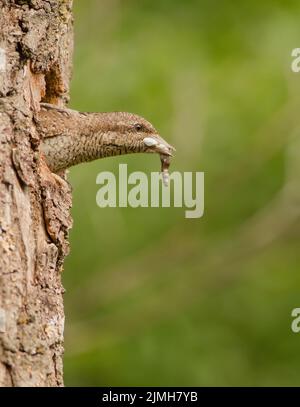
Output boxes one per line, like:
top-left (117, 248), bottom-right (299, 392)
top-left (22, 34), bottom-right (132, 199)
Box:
top-left (0, 0), bottom-right (73, 386)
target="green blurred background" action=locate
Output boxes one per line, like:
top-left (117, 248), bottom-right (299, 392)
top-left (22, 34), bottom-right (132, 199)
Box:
top-left (63, 0), bottom-right (300, 386)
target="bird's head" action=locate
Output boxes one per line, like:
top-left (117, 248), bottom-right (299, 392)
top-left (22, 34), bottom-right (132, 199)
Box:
top-left (101, 112), bottom-right (175, 157)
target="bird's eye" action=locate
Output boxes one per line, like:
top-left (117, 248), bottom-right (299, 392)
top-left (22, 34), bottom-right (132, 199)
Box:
top-left (134, 123), bottom-right (143, 131)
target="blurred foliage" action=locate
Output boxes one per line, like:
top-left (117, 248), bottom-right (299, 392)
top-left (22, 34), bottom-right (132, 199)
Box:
top-left (63, 0), bottom-right (300, 385)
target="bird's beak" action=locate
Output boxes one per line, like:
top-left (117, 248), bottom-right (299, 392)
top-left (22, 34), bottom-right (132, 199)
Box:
top-left (143, 135), bottom-right (176, 156)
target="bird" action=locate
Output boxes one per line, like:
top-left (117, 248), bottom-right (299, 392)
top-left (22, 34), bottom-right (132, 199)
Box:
top-left (36, 103), bottom-right (175, 186)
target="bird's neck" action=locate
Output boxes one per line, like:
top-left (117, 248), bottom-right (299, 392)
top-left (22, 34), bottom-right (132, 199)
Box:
top-left (42, 129), bottom-right (138, 173)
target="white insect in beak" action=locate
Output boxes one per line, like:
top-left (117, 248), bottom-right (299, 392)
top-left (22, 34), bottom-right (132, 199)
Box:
top-left (143, 137), bottom-right (158, 147)
top-left (143, 137), bottom-right (174, 156)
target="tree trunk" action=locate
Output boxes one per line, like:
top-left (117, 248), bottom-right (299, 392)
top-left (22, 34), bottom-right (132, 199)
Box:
top-left (0, 0), bottom-right (73, 386)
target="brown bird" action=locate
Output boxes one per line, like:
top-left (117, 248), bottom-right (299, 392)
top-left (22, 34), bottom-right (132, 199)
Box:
top-left (36, 103), bottom-right (175, 185)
